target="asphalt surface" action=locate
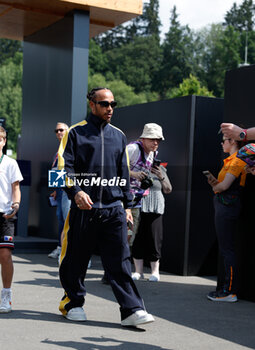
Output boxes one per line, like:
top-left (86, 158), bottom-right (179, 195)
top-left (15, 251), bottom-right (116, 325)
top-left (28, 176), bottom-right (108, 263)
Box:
top-left (0, 254), bottom-right (255, 350)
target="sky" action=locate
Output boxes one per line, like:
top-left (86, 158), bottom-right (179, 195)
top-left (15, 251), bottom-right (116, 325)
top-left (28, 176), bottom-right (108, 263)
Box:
top-left (159, 0), bottom-right (244, 37)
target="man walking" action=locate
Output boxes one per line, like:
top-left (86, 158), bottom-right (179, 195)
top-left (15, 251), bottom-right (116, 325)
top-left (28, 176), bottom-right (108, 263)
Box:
top-left (58, 87), bottom-right (154, 327)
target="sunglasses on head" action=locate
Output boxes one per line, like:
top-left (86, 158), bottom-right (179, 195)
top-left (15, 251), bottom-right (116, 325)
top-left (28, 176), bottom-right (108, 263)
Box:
top-left (93, 100), bottom-right (117, 108)
top-left (55, 128), bottom-right (65, 133)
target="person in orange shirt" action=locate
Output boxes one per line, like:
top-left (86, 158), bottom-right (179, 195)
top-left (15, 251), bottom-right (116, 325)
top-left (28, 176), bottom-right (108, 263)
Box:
top-left (205, 136), bottom-right (247, 302)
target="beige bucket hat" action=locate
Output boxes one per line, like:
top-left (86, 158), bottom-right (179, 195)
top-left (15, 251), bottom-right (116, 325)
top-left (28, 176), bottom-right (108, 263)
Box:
top-left (140, 123), bottom-right (165, 140)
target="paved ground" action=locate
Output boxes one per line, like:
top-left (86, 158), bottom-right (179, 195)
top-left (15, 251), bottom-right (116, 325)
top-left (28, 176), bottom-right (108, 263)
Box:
top-left (0, 254), bottom-right (255, 350)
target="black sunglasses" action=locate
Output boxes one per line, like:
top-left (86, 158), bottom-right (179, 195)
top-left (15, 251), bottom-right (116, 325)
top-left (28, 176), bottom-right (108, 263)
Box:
top-left (222, 138), bottom-right (231, 143)
top-left (93, 100), bottom-right (117, 108)
top-left (55, 128), bottom-right (65, 133)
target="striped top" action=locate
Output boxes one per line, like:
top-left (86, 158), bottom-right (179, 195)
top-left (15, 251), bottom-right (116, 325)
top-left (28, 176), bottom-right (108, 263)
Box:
top-left (141, 166), bottom-right (167, 215)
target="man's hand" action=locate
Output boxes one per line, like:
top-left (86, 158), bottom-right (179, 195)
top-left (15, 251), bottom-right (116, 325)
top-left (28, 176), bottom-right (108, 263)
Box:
top-left (207, 175), bottom-right (218, 187)
top-left (245, 165), bottom-right (255, 175)
top-left (50, 191), bottom-right (57, 200)
top-left (220, 123), bottom-right (243, 140)
top-left (125, 209), bottom-right (133, 225)
top-left (3, 202), bottom-right (20, 219)
top-left (74, 191), bottom-right (93, 210)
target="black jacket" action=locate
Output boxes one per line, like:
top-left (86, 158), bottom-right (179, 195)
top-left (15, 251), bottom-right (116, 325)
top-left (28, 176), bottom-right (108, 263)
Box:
top-left (58, 113), bottom-right (133, 209)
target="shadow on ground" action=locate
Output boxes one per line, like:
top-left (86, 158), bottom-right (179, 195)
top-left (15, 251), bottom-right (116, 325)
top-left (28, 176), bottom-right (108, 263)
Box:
top-left (12, 254), bottom-right (255, 349)
top-left (42, 337), bottom-right (171, 350)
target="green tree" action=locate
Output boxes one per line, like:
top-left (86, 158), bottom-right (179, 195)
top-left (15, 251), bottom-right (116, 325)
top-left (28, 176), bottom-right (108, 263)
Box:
top-left (106, 35), bottom-right (162, 94)
top-left (167, 74), bottom-right (214, 98)
top-left (89, 39), bottom-right (108, 75)
top-left (224, 0), bottom-right (255, 31)
top-left (136, 0), bottom-right (161, 39)
top-left (94, 0), bottom-right (161, 51)
top-left (107, 80), bottom-right (147, 107)
top-left (195, 23), bottom-right (241, 97)
top-left (224, 0), bottom-right (255, 65)
top-left (158, 6), bottom-right (194, 98)
top-left (0, 39), bottom-right (22, 65)
top-left (87, 73), bottom-right (148, 109)
top-left (94, 25), bottom-right (127, 52)
top-left (0, 52), bottom-right (23, 151)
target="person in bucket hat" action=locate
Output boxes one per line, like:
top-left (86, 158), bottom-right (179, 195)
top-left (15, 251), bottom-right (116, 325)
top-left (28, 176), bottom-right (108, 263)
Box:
top-left (139, 123), bottom-right (165, 140)
top-left (127, 123), bottom-right (165, 248)
top-left (127, 123), bottom-right (171, 282)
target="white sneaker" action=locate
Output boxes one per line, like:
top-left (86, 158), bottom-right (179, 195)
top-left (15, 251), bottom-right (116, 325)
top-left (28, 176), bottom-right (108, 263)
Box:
top-left (121, 310), bottom-right (155, 326)
top-left (132, 272), bottom-right (144, 281)
top-left (48, 246), bottom-right (61, 259)
top-left (0, 289), bottom-right (12, 313)
top-left (149, 274), bottom-right (160, 282)
top-left (65, 307), bottom-right (87, 321)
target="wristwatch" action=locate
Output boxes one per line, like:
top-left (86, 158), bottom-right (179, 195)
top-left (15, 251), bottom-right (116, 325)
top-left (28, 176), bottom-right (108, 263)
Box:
top-left (239, 129), bottom-right (247, 141)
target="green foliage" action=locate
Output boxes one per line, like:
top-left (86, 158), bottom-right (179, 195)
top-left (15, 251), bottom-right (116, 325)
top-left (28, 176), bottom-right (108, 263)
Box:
top-left (224, 0), bottom-right (255, 31)
top-left (0, 52), bottom-right (23, 151)
top-left (94, 0), bottom-right (161, 50)
top-left (107, 80), bottom-right (147, 107)
top-left (167, 74), bottom-right (214, 98)
top-left (87, 73), bottom-right (148, 110)
top-left (91, 0), bottom-right (255, 99)
top-left (105, 35), bottom-right (162, 94)
top-left (0, 39), bottom-right (22, 65)
top-left (194, 23), bottom-right (242, 97)
top-left (89, 40), bottom-right (108, 75)
top-left (3, 0), bottom-right (255, 151)
top-left (138, 0), bottom-right (161, 39)
top-left (158, 6), bottom-right (195, 97)
top-left (224, 0), bottom-right (255, 66)
top-left (94, 25), bottom-right (127, 52)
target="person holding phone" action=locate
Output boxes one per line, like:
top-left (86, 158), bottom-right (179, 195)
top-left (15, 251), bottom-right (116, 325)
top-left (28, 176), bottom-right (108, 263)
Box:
top-left (131, 151), bottom-right (172, 282)
top-left (0, 126), bottom-right (23, 313)
top-left (206, 136), bottom-right (247, 302)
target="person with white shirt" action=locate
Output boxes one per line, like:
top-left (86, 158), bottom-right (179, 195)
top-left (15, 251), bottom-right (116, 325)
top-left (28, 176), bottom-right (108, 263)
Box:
top-left (0, 126), bottom-right (23, 313)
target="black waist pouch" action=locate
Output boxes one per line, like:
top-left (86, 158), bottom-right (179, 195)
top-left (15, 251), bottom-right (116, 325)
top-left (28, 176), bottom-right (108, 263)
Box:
top-left (216, 192), bottom-right (240, 206)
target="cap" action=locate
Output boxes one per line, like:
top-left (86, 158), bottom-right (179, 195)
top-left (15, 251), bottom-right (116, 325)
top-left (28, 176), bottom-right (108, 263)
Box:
top-left (237, 143), bottom-right (255, 167)
top-left (140, 123), bottom-right (164, 140)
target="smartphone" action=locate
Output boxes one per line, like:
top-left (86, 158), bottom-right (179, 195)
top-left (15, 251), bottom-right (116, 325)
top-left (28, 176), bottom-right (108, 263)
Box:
top-left (4, 209), bottom-right (15, 216)
top-left (202, 170), bottom-right (213, 177)
top-left (153, 159), bottom-right (161, 167)
top-left (202, 170), bottom-right (217, 181)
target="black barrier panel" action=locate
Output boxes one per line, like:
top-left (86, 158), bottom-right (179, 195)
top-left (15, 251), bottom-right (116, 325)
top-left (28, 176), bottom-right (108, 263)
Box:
top-left (20, 11), bottom-right (89, 237)
top-left (188, 97), bottom-right (224, 275)
top-left (17, 160), bottom-right (31, 186)
top-left (16, 160), bottom-right (31, 237)
top-left (224, 65), bottom-right (255, 301)
top-left (114, 96), bottom-right (224, 275)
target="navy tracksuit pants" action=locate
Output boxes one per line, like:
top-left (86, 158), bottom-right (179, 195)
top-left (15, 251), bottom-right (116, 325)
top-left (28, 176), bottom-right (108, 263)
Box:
top-left (59, 205), bottom-right (144, 320)
top-left (213, 195), bottom-right (241, 294)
